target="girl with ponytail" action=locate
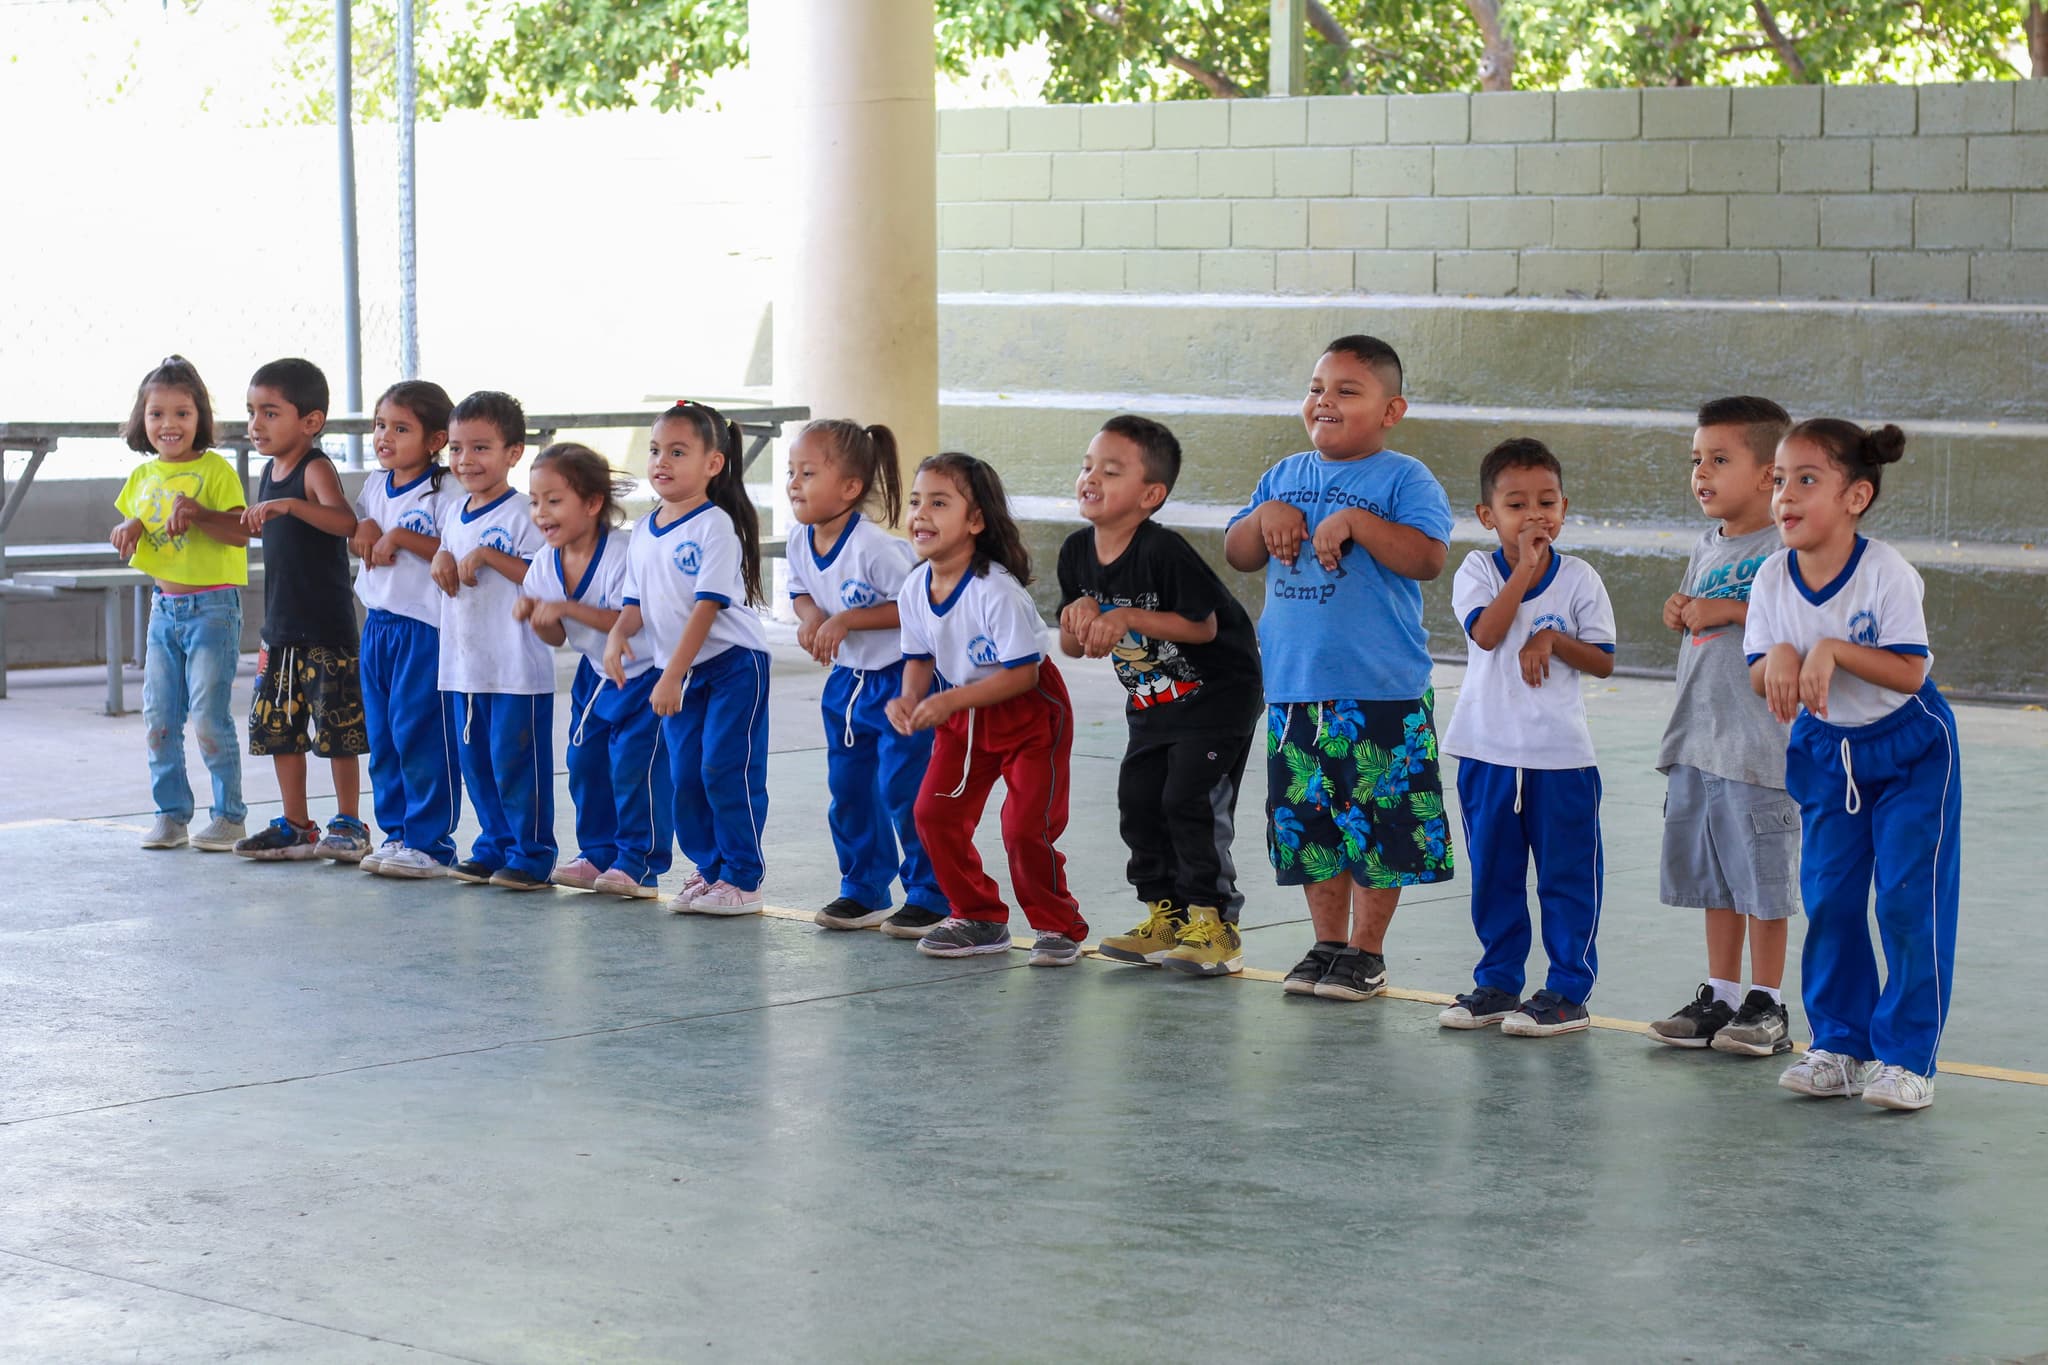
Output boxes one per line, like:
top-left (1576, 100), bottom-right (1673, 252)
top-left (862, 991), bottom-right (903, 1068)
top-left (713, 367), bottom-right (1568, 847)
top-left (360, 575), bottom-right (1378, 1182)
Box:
top-left (785, 419), bottom-right (948, 937)
top-left (604, 401), bottom-right (771, 914)
top-left (1744, 418), bottom-right (1960, 1112)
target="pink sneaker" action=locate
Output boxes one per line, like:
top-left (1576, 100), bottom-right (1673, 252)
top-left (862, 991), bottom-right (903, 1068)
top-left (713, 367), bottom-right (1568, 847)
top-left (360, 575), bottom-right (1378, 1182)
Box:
top-left (667, 873), bottom-right (712, 914)
top-left (691, 881), bottom-right (764, 917)
top-left (551, 857), bottom-right (603, 891)
top-left (592, 868), bottom-right (657, 899)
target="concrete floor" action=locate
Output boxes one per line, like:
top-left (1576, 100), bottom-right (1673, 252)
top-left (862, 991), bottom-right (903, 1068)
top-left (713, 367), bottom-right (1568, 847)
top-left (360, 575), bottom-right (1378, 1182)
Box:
top-left (3, 641), bottom-right (2045, 1363)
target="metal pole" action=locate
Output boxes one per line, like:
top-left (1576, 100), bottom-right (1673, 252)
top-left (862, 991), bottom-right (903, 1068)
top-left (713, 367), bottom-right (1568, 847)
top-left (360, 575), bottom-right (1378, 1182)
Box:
top-left (1269, 0), bottom-right (1306, 97)
top-left (336, 0), bottom-right (365, 466)
top-left (397, 0), bottom-right (419, 378)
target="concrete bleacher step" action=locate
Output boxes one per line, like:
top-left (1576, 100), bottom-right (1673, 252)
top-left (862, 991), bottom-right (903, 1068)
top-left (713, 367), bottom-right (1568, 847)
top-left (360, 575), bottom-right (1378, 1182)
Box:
top-left (944, 391), bottom-right (2048, 546)
top-left (940, 292), bottom-right (2048, 421)
top-left (1006, 497), bottom-right (2046, 705)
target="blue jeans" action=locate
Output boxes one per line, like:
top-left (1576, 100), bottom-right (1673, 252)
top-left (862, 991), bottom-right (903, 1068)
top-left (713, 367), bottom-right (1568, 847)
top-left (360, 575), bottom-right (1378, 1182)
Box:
top-left (143, 587), bottom-right (246, 823)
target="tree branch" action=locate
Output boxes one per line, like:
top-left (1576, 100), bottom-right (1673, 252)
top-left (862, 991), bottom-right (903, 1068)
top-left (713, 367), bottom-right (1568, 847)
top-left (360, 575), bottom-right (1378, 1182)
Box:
top-left (2029, 1), bottom-right (2048, 79)
top-left (1462, 0), bottom-right (1515, 91)
top-left (1750, 0), bottom-right (1809, 82)
top-left (1162, 47), bottom-right (1246, 98)
top-left (1306, 0), bottom-right (1356, 92)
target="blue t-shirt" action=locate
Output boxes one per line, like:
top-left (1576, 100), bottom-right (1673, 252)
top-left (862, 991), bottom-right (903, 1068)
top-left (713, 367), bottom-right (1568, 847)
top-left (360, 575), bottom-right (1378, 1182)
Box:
top-left (1227, 448), bottom-right (1455, 703)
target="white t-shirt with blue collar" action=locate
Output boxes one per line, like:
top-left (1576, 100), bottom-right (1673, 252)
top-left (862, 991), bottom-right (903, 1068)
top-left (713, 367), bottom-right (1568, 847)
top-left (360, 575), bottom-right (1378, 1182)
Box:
top-left (1442, 549), bottom-right (1617, 770)
top-left (354, 468), bottom-right (461, 627)
top-left (1226, 448), bottom-right (1455, 703)
top-left (622, 500), bottom-right (767, 671)
top-left (521, 525), bottom-right (652, 678)
top-left (785, 513), bottom-right (919, 673)
top-left (897, 561), bottom-right (1044, 690)
top-left (1743, 536), bottom-right (1930, 728)
top-left (438, 487), bottom-right (553, 695)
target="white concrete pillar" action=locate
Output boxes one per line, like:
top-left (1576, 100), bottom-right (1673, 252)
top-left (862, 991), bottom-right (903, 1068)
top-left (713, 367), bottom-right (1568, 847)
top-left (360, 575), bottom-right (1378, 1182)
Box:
top-left (758, 0), bottom-right (938, 516)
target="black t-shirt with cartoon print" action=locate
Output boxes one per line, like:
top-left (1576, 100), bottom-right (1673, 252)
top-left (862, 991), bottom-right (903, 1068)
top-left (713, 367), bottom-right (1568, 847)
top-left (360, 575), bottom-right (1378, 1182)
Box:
top-left (1057, 519), bottom-right (1263, 737)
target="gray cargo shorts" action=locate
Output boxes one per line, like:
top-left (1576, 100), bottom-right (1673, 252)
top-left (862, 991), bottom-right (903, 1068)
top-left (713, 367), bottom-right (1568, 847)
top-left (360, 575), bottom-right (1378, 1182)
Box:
top-left (1659, 763), bottom-right (1801, 919)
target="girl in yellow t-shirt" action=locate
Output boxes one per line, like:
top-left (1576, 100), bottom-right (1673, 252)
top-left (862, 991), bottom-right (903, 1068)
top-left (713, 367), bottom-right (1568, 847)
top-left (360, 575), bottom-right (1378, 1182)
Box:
top-left (112, 355), bottom-right (252, 851)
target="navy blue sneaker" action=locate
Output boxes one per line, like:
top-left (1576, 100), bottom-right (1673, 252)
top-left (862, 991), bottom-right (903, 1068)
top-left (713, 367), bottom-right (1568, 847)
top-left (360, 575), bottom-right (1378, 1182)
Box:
top-left (233, 816), bottom-right (320, 862)
top-left (1501, 989), bottom-right (1591, 1037)
top-left (1438, 985), bottom-right (1522, 1029)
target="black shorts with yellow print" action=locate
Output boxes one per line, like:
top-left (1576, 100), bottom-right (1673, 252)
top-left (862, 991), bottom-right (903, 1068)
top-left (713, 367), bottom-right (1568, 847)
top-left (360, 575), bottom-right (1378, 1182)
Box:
top-left (249, 643), bottom-right (368, 758)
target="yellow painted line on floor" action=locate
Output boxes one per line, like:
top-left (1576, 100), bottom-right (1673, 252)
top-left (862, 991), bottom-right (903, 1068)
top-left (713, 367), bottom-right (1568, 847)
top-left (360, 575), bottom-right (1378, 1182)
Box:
top-left (759, 904), bottom-right (2048, 1089)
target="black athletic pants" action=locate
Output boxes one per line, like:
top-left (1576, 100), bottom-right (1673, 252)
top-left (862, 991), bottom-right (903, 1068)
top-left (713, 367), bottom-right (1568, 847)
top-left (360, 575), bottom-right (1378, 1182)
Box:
top-left (1117, 725), bottom-right (1256, 922)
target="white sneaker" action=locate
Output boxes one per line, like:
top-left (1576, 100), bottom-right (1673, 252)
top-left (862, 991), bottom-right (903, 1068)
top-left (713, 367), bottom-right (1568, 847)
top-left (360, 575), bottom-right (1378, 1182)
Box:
top-left (1862, 1064), bottom-right (1934, 1112)
top-left (190, 817), bottom-right (244, 852)
top-left (377, 847), bottom-right (446, 880)
top-left (1778, 1049), bottom-right (1875, 1098)
top-left (667, 873), bottom-right (712, 914)
top-left (140, 815), bottom-right (188, 849)
top-left (361, 839), bottom-right (402, 873)
top-left (552, 857), bottom-right (603, 891)
top-left (592, 868), bottom-right (659, 899)
top-left (691, 881), bottom-right (765, 916)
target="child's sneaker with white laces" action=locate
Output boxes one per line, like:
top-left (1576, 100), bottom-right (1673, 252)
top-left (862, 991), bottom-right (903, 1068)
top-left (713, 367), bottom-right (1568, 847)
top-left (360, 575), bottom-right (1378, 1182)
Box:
top-left (360, 839), bottom-right (402, 873)
top-left (378, 848), bottom-right (445, 879)
top-left (1861, 1064), bottom-right (1934, 1112)
top-left (1778, 1049), bottom-right (1874, 1098)
top-left (1028, 932), bottom-right (1082, 967)
top-left (692, 881), bottom-right (764, 916)
top-left (667, 873), bottom-right (712, 914)
top-left (551, 858), bottom-right (603, 891)
top-left (592, 868), bottom-right (658, 899)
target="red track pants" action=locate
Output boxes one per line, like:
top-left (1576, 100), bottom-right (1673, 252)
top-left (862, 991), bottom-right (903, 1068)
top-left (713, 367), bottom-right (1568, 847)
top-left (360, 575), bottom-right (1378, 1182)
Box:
top-left (912, 661), bottom-right (1087, 940)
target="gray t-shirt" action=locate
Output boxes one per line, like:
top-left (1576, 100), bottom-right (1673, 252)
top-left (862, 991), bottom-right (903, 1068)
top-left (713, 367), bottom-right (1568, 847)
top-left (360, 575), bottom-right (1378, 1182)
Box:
top-left (1656, 524), bottom-right (1788, 789)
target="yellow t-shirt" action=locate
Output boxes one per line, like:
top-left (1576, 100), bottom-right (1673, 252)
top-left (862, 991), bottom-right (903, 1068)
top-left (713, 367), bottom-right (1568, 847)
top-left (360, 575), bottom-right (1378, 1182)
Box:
top-left (115, 451), bottom-right (250, 587)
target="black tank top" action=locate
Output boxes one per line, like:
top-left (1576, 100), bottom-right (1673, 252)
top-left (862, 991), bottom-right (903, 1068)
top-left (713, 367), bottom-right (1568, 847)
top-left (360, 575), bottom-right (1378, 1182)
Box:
top-left (258, 451), bottom-right (359, 647)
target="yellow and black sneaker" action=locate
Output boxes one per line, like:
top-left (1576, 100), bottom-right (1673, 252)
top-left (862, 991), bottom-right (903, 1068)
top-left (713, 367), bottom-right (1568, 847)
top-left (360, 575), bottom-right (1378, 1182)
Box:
top-left (1160, 905), bottom-right (1243, 977)
top-left (1095, 899), bottom-right (1186, 966)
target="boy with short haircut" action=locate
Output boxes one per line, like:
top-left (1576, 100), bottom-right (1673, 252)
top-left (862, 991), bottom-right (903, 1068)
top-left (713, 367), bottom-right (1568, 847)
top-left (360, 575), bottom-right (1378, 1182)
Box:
top-left (1438, 438), bottom-right (1616, 1037)
top-left (1058, 415), bottom-right (1264, 976)
top-left (1648, 396), bottom-right (1801, 1055)
top-left (233, 358), bottom-right (372, 861)
top-left (1222, 335), bottom-right (1458, 1002)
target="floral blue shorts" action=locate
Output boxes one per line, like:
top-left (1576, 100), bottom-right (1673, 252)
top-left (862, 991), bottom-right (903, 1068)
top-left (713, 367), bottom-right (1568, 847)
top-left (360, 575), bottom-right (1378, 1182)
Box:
top-left (1265, 693), bottom-right (1456, 888)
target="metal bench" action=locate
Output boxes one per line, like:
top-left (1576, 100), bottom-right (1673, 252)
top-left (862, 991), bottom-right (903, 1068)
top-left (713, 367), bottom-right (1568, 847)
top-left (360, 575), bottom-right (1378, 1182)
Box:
top-left (9, 565), bottom-right (267, 717)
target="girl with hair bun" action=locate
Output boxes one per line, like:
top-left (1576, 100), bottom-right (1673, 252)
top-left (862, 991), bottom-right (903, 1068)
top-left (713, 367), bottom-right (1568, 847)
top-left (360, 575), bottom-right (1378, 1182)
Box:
top-left (1744, 418), bottom-right (1960, 1113)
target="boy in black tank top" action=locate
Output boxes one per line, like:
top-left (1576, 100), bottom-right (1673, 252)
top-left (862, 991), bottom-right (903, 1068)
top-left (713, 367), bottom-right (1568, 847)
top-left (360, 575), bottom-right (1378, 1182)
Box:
top-left (231, 358), bottom-right (373, 862)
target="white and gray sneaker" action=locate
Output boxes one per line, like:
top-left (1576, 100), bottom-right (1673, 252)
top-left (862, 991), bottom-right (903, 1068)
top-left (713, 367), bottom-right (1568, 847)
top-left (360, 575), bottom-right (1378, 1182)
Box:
top-left (1862, 1064), bottom-right (1934, 1112)
top-left (378, 848), bottom-right (446, 879)
top-left (140, 815), bottom-right (188, 849)
top-left (1028, 933), bottom-right (1082, 967)
top-left (1778, 1049), bottom-right (1875, 1098)
top-left (189, 817), bottom-right (244, 852)
top-left (361, 839), bottom-right (402, 874)
top-left (1711, 990), bottom-right (1793, 1056)
top-left (916, 917), bottom-right (1012, 958)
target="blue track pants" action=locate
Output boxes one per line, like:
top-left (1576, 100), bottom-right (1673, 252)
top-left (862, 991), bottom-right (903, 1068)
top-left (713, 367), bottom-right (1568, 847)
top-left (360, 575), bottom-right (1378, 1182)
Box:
top-left (1455, 758), bottom-right (1604, 1002)
top-left (454, 690), bottom-right (557, 879)
top-left (663, 646), bottom-right (770, 893)
top-left (821, 661), bottom-right (943, 912)
top-left (362, 609), bottom-right (460, 863)
top-left (1787, 681), bottom-right (1961, 1076)
top-left (565, 661), bottom-right (673, 887)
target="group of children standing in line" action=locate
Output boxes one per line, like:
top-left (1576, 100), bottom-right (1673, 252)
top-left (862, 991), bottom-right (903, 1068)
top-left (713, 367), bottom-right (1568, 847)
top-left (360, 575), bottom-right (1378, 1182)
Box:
top-left (115, 332), bottom-right (1961, 1113)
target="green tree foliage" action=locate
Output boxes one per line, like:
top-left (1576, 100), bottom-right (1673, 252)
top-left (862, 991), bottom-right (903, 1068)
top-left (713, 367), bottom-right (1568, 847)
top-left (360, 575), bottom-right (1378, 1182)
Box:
top-left (266, 0), bottom-right (2040, 123)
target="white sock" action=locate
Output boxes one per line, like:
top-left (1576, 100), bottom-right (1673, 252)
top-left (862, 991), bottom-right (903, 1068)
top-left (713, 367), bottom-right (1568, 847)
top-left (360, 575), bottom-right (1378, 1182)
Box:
top-left (1754, 984), bottom-right (1783, 1005)
top-left (1708, 977), bottom-right (1742, 1009)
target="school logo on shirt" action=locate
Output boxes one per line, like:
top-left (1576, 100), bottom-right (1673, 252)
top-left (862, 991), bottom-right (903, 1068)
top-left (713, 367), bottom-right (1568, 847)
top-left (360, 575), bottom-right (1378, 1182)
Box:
top-left (839, 579), bottom-right (880, 610)
top-left (967, 634), bottom-right (1000, 667)
top-left (673, 540), bottom-right (703, 575)
top-left (399, 509), bottom-right (436, 536)
top-left (480, 527), bottom-right (517, 554)
top-left (1848, 609), bottom-right (1879, 646)
top-left (1530, 612), bottom-right (1568, 640)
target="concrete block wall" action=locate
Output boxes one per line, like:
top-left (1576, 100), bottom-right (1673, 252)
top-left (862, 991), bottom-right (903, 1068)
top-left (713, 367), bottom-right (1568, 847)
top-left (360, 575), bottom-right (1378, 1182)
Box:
top-left (937, 83), bottom-right (2048, 302)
